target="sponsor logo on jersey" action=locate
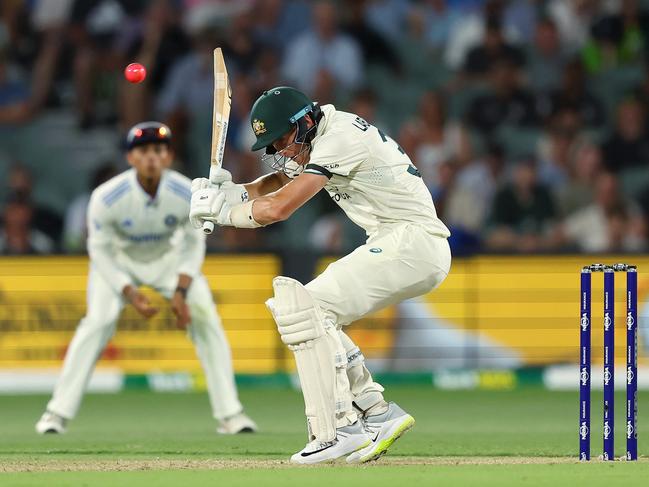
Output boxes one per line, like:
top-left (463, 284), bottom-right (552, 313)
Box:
top-left (164, 215), bottom-right (178, 227)
top-left (369, 248), bottom-right (382, 253)
top-left (127, 233), bottom-right (165, 243)
top-left (121, 219), bottom-right (133, 228)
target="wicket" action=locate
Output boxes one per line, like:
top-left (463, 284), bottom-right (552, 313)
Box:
top-left (579, 263), bottom-right (638, 461)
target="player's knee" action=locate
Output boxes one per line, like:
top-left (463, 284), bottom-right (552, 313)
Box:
top-left (266, 276), bottom-right (326, 346)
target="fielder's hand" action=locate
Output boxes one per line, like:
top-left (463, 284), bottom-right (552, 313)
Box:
top-left (170, 292), bottom-right (191, 329)
top-left (123, 286), bottom-right (159, 319)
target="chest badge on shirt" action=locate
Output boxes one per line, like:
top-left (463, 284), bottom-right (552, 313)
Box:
top-left (164, 215), bottom-right (178, 227)
top-left (369, 248), bottom-right (382, 253)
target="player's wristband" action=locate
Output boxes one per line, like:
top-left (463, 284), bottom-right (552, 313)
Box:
top-left (175, 286), bottom-right (188, 299)
top-left (229, 200), bottom-right (263, 228)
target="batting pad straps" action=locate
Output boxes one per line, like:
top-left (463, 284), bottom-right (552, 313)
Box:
top-left (266, 276), bottom-right (355, 441)
top-left (229, 200), bottom-right (262, 228)
top-left (339, 332), bottom-right (386, 415)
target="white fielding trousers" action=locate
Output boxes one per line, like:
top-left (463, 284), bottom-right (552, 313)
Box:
top-left (306, 224), bottom-right (452, 413)
top-left (47, 265), bottom-right (243, 421)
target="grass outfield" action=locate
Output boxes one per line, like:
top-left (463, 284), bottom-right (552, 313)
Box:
top-left (1, 387), bottom-right (648, 485)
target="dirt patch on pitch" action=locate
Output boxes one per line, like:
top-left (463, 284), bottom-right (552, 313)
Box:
top-left (4, 456), bottom-right (643, 472)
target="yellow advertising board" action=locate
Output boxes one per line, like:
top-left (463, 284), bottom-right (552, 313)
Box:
top-left (316, 255), bottom-right (649, 368)
top-left (429, 256), bottom-right (648, 366)
top-left (0, 255), bottom-right (281, 373)
top-left (0, 255), bottom-right (646, 374)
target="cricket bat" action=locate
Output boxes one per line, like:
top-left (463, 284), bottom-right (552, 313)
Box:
top-left (203, 48), bottom-right (231, 234)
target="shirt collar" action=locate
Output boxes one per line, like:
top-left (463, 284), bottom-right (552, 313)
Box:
top-left (129, 168), bottom-right (167, 205)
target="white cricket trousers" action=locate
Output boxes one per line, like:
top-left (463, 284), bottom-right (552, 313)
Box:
top-left (306, 223), bottom-right (451, 413)
top-left (47, 266), bottom-right (243, 420)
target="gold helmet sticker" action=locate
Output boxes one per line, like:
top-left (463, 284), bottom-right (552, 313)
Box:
top-left (252, 119), bottom-right (266, 135)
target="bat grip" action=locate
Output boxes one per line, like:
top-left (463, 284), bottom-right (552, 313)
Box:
top-left (202, 221), bottom-right (215, 234)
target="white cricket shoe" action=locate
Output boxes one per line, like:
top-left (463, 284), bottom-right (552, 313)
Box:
top-left (217, 412), bottom-right (258, 434)
top-left (346, 402), bottom-right (415, 463)
top-left (290, 420), bottom-right (371, 465)
top-left (35, 411), bottom-right (67, 434)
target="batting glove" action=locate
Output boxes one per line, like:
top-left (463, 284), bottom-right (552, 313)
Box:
top-left (189, 187), bottom-right (232, 229)
top-left (209, 166), bottom-right (233, 185)
top-left (194, 171), bottom-right (249, 206)
top-left (191, 177), bottom-right (210, 193)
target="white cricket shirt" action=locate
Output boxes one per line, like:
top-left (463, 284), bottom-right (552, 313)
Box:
top-left (303, 104), bottom-right (451, 240)
top-left (86, 168), bottom-right (205, 293)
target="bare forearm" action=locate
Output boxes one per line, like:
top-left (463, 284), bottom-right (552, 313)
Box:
top-left (250, 194), bottom-right (292, 225)
top-left (175, 274), bottom-right (193, 293)
top-left (221, 173), bottom-right (326, 228)
top-left (122, 284), bottom-right (138, 300)
top-left (244, 172), bottom-right (288, 199)
top-left (249, 174), bottom-right (327, 225)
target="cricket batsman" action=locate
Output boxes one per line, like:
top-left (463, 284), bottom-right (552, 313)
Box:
top-left (36, 122), bottom-right (256, 435)
top-left (189, 87), bottom-right (451, 463)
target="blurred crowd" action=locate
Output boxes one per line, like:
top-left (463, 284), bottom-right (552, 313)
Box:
top-left (1, 0), bottom-right (649, 256)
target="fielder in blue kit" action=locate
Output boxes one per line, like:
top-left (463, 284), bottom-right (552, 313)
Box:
top-left (36, 122), bottom-right (256, 435)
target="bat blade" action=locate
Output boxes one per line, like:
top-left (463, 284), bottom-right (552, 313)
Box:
top-left (210, 48), bottom-right (231, 168)
top-left (203, 47), bottom-right (231, 235)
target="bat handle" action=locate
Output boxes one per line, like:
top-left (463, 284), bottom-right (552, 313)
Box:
top-left (202, 221), bottom-right (215, 234)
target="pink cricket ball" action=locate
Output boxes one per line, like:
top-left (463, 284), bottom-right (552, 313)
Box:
top-left (125, 63), bottom-right (146, 84)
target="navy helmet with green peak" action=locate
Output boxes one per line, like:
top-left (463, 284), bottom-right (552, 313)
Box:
top-left (250, 86), bottom-right (316, 151)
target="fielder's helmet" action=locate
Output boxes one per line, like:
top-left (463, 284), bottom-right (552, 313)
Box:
top-left (126, 121), bottom-right (172, 151)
